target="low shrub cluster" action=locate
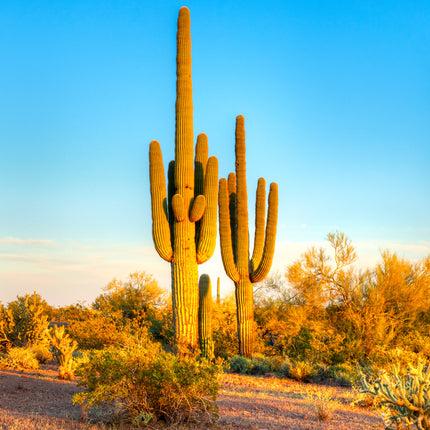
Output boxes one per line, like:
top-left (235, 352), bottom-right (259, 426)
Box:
top-left (228, 354), bottom-right (359, 386)
top-left (74, 332), bottom-right (222, 426)
top-left (0, 346), bottom-right (39, 370)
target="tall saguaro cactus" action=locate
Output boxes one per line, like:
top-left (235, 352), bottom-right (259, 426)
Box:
top-left (219, 115), bottom-right (278, 357)
top-left (198, 274), bottom-right (214, 359)
top-left (149, 7), bottom-right (218, 352)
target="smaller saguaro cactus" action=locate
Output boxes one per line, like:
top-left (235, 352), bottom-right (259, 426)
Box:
top-left (198, 274), bottom-right (214, 359)
top-left (219, 115), bottom-right (278, 358)
top-left (216, 277), bottom-right (221, 305)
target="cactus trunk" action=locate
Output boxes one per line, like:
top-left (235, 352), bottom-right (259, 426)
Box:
top-left (149, 8), bottom-right (218, 354)
top-left (235, 278), bottom-right (254, 357)
top-left (219, 115), bottom-right (278, 358)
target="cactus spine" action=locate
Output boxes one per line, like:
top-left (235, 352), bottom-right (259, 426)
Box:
top-left (149, 7), bottom-right (218, 352)
top-left (218, 115), bottom-right (278, 357)
top-left (198, 274), bottom-right (214, 359)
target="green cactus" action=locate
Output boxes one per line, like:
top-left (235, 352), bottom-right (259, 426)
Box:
top-left (361, 359), bottom-right (430, 430)
top-left (198, 274), bottom-right (214, 359)
top-left (219, 115), bottom-right (278, 357)
top-left (49, 325), bottom-right (77, 380)
top-left (149, 7), bottom-right (218, 353)
top-left (216, 277), bottom-right (221, 305)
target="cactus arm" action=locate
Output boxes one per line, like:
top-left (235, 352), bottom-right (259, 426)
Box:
top-left (172, 194), bottom-right (186, 222)
top-left (251, 182), bottom-right (278, 283)
top-left (197, 156), bottom-right (218, 264)
top-left (235, 115), bottom-right (249, 274)
top-left (194, 133), bottom-right (208, 246)
top-left (149, 140), bottom-right (173, 262)
top-left (228, 172), bottom-right (238, 263)
top-left (189, 195), bottom-right (206, 222)
top-left (167, 160), bottom-right (176, 244)
top-left (194, 133), bottom-right (208, 197)
top-left (251, 177), bottom-right (266, 271)
top-left (219, 178), bottom-right (240, 282)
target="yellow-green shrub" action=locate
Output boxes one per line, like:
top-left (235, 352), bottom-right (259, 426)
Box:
top-left (0, 294), bottom-right (50, 351)
top-left (31, 342), bottom-right (52, 364)
top-left (74, 332), bottom-right (221, 425)
top-left (0, 346), bottom-right (39, 370)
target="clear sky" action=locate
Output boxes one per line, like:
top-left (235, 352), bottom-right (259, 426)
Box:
top-left (1, 0), bottom-right (429, 306)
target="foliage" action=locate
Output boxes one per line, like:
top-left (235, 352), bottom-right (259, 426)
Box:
top-left (229, 354), bottom-right (280, 376)
top-left (66, 309), bottom-right (124, 350)
top-left (0, 346), bottom-right (39, 370)
top-left (361, 358), bottom-right (430, 430)
top-left (212, 295), bottom-right (238, 360)
top-left (93, 271), bottom-right (170, 341)
top-left (289, 359), bottom-right (317, 382)
top-left (280, 232), bottom-right (430, 364)
top-left (74, 331), bottom-right (221, 425)
top-left (0, 293), bottom-right (50, 352)
top-left (49, 325), bottom-right (78, 380)
top-left (308, 388), bottom-right (337, 421)
top-left (229, 356), bottom-right (252, 374)
top-left (327, 363), bottom-right (358, 386)
top-left (31, 341), bottom-right (52, 364)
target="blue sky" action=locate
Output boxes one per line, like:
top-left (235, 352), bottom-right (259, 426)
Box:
top-left (1, 0), bottom-right (429, 305)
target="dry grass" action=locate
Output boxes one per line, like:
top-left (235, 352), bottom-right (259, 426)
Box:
top-left (0, 364), bottom-right (380, 429)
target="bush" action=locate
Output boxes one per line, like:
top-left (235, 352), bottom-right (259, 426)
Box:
top-left (361, 357), bottom-right (430, 429)
top-left (308, 388), bottom-right (337, 421)
top-left (229, 356), bottom-right (252, 374)
top-left (31, 342), bottom-right (52, 364)
top-left (74, 334), bottom-right (221, 426)
top-left (0, 347), bottom-right (39, 370)
top-left (249, 356), bottom-right (272, 375)
top-left (0, 293), bottom-right (50, 351)
top-left (277, 356), bottom-right (292, 378)
top-left (327, 364), bottom-right (358, 387)
top-left (289, 360), bottom-right (317, 382)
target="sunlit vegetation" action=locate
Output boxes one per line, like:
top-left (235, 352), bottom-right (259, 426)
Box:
top-left (1, 233), bottom-right (429, 428)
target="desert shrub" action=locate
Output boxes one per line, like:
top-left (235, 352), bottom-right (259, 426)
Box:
top-left (229, 355), bottom-right (286, 376)
top-left (313, 363), bottom-right (329, 382)
top-left (74, 333), bottom-right (221, 425)
top-left (229, 355), bottom-right (252, 374)
top-left (0, 293), bottom-right (50, 351)
top-left (249, 356), bottom-right (273, 375)
top-left (289, 359), bottom-right (317, 382)
top-left (327, 363), bottom-right (358, 387)
top-left (277, 356), bottom-right (293, 378)
top-left (0, 346), bottom-right (39, 370)
top-left (92, 271), bottom-right (172, 343)
top-left (66, 309), bottom-right (126, 350)
top-left (212, 295), bottom-right (238, 360)
top-left (31, 341), bottom-right (52, 364)
top-left (49, 325), bottom-right (78, 380)
top-left (361, 357), bottom-right (430, 429)
top-left (308, 388), bottom-right (337, 421)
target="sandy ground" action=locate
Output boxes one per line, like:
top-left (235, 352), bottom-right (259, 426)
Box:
top-left (0, 364), bottom-right (381, 429)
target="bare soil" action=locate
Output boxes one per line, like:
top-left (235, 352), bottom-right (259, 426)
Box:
top-left (0, 364), bottom-right (381, 429)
